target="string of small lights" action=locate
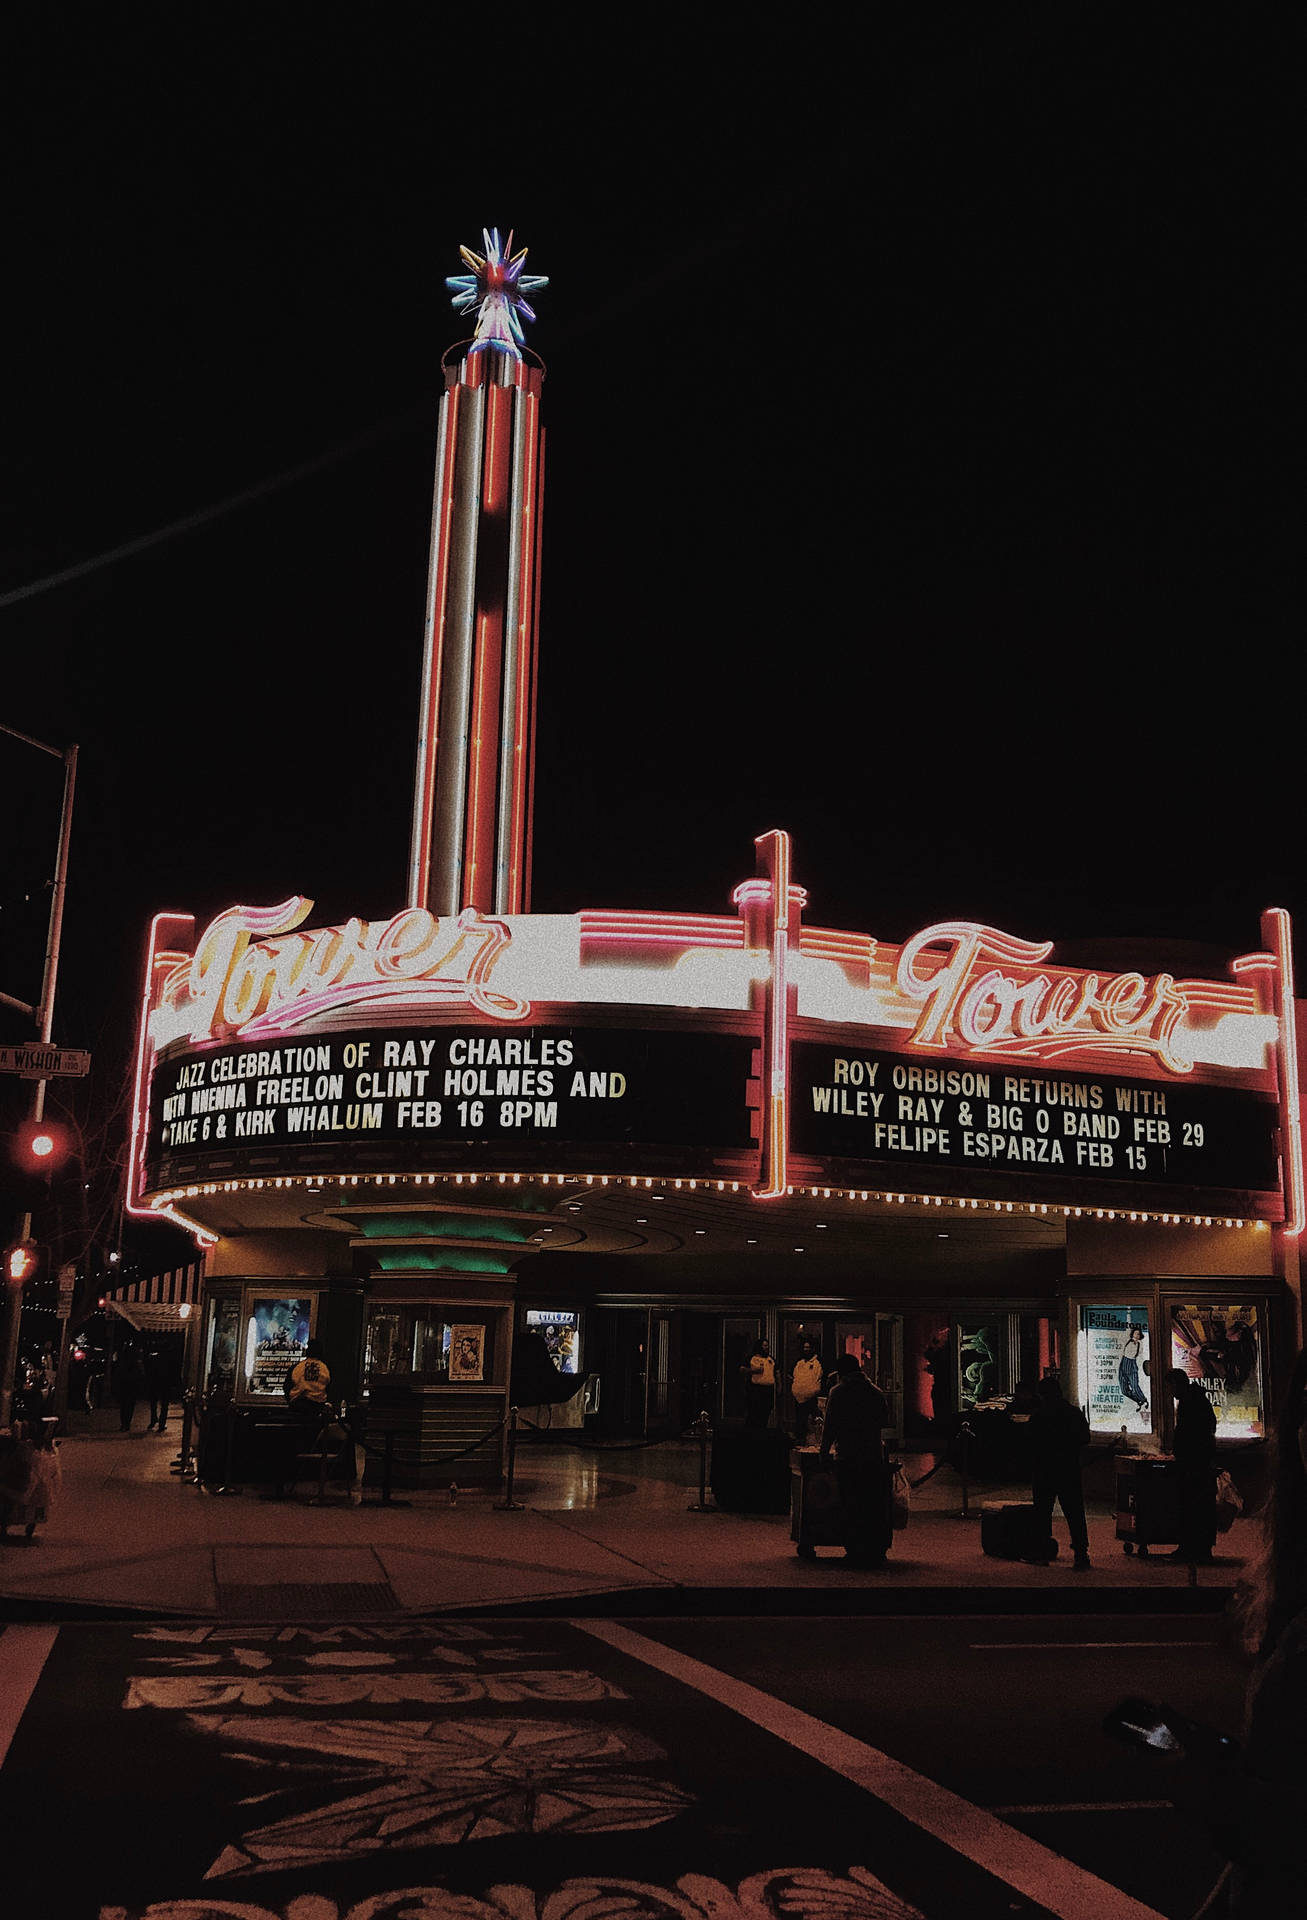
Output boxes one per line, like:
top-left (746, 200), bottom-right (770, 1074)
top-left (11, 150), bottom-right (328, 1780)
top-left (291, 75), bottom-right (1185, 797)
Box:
top-left (148, 1167), bottom-right (1269, 1238)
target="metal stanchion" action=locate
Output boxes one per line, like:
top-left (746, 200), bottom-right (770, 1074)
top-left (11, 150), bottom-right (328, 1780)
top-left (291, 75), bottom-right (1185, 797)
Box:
top-left (170, 1389), bottom-right (197, 1480)
top-left (957, 1419), bottom-right (974, 1518)
top-left (686, 1410), bottom-right (716, 1512)
top-left (371, 1427), bottom-right (410, 1508)
top-left (494, 1406), bottom-right (524, 1511)
top-left (207, 1402), bottom-right (241, 1494)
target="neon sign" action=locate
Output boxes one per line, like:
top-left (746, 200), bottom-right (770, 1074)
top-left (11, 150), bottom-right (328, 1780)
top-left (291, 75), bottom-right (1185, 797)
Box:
top-left (895, 922), bottom-right (1191, 1073)
top-left (446, 227), bottom-right (547, 358)
top-left (158, 898), bottom-right (527, 1044)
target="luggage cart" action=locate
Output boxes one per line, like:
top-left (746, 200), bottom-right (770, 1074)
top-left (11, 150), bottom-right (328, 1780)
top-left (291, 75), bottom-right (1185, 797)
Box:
top-left (790, 1449), bottom-right (847, 1558)
top-left (1115, 1454), bottom-right (1180, 1556)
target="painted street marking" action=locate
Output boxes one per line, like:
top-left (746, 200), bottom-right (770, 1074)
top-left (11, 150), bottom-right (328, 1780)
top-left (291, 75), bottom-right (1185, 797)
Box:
top-left (579, 1617), bottom-right (1167, 1920)
top-left (968, 1640), bottom-right (1218, 1650)
top-left (0, 1625), bottom-right (58, 1767)
top-left (993, 1801), bottom-right (1174, 1814)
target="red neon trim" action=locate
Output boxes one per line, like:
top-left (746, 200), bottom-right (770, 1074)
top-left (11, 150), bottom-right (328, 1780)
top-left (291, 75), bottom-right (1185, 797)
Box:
top-left (463, 381), bottom-right (513, 911)
top-left (523, 425), bottom-right (545, 914)
top-left (409, 385), bottom-right (463, 910)
top-left (1263, 909), bottom-right (1304, 1236)
top-left (126, 913), bottom-right (194, 1221)
top-left (507, 384), bottom-right (540, 913)
top-left (752, 829), bottom-right (793, 1199)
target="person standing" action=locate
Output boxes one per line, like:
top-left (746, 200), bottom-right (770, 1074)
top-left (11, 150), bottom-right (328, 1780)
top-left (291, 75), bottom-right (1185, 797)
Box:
top-left (820, 1352), bottom-right (891, 1567)
top-left (116, 1344), bottom-right (147, 1433)
top-left (1224, 1349), bottom-right (1307, 1913)
top-left (741, 1339), bottom-right (775, 1429)
top-left (1168, 1366), bottom-right (1217, 1563)
top-left (1028, 1376), bottom-right (1092, 1569)
top-left (145, 1345), bottom-right (180, 1432)
top-left (790, 1338), bottom-right (823, 1441)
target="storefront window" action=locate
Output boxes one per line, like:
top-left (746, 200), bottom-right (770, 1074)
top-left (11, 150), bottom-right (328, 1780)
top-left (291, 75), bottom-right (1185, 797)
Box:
top-left (411, 1315), bottom-right (451, 1376)
top-left (1079, 1305), bottom-right (1152, 1436)
top-left (836, 1321), bottom-right (877, 1381)
top-left (363, 1308), bottom-right (495, 1385)
top-left (957, 1318), bottom-right (1006, 1410)
top-left (1170, 1304), bottom-right (1264, 1440)
top-left (204, 1294), bottom-right (241, 1399)
top-left (364, 1309), bottom-right (404, 1377)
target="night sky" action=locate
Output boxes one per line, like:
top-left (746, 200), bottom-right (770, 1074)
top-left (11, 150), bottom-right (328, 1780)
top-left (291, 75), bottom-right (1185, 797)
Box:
top-left (3, 11), bottom-right (1301, 1249)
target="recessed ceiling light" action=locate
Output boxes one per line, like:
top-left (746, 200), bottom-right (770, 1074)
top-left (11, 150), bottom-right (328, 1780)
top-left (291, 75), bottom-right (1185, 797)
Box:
top-left (794, 1246), bottom-right (805, 1253)
top-left (816, 1223), bottom-right (827, 1229)
top-left (694, 1228), bottom-right (706, 1234)
top-left (746, 1237), bottom-right (757, 1244)
top-left (937, 1232), bottom-right (949, 1238)
top-left (636, 1217), bottom-right (647, 1224)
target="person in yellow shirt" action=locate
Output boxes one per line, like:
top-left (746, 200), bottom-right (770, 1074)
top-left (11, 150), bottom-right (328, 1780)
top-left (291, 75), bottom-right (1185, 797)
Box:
top-left (791, 1338), bottom-right (824, 1441)
top-left (284, 1341), bottom-right (333, 1433)
top-left (743, 1339), bottom-right (776, 1428)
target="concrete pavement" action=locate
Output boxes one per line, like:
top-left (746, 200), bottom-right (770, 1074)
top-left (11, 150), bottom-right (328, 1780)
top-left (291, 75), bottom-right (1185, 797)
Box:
top-left (0, 1412), bottom-right (1252, 1619)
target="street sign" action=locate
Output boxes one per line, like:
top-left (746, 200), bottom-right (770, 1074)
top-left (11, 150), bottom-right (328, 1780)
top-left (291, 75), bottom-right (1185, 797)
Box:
top-left (0, 1044), bottom-right (91, 1079)
top-left (56, 1263), bottom-right (76, 1319)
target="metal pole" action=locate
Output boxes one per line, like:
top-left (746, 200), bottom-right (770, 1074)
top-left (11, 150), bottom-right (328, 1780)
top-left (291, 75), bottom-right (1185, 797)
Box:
top-left (1, 739), bottom-right (78, 1430)
top-left (494, 1405), bottom-right (524, 1510)
top-left (687, 1410), bottom-right (716, 1512)
top-left (958, 1419), bottom-right (973, 1518)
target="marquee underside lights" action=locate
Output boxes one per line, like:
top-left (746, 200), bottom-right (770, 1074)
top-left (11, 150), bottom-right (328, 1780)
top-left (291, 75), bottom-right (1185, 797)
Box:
top-left (138, 1165), bottom-right (1266, 1237)
top-left (128, 847), bottom-right (1299, 1239)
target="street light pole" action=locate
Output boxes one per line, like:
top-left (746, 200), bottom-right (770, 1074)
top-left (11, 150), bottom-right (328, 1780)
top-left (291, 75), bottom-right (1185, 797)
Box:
top-left (1, 724), bottom-right (78, 1428)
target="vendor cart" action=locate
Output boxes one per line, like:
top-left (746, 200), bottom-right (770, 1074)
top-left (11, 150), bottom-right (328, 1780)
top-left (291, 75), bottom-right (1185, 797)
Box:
top-left (1115, 1454), bottom-right (1181, 1556)
top-left (790, 1448), bottom-right (848, 1558)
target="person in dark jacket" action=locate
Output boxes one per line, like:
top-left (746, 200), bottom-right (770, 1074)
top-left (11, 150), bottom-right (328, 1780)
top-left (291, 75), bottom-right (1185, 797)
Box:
top-left (1168, 1367), bottom-right (1217, 1563)
top-left (116, 1344), bottom-right (147, 1433)
top-left (144, 1346), bottom-right (180, 1432)
top-left (1223, 1349), bottom-right (1307, 1914)
top-left (820, 1353), bottom-right (891, 1567)
top-left (1028, 1376), bottom-right (1092, 1569)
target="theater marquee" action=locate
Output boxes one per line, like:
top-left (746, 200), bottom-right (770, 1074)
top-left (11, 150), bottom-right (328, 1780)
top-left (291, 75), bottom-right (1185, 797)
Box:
top-left (128, 861), bottom-right (1302, 1238)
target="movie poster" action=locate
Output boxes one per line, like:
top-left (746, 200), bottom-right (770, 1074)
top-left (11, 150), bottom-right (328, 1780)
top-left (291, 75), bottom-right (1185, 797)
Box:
top-left (448, 1323), bottom-right (486, 1383)
top-left (247, 1297), bottom-right (312, 1397)
top-left (957, 1319), bottom-right (1004, 1410)
top-left (1170, 1304), bottom-right (1263, 1439)
top-left (525, 1309), bottom-right (579, 1374)
top-left (1080, 1306), bottom-right (1152, 1434)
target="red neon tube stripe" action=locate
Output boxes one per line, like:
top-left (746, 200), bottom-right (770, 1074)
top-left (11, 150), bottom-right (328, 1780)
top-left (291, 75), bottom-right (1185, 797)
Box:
top-left (409, 382), bottom-right (462, 910)
top-left (463, 379), bottom-right (513, 911)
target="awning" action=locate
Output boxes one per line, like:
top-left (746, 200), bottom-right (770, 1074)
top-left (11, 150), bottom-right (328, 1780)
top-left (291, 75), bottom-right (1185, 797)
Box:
top-left (104, 1299), bottom-right (195, 1332)
top-left (101, 1261), bottom-right (204, 1332)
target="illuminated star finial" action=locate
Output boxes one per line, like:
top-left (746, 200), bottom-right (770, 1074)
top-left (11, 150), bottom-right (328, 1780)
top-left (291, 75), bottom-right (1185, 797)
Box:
top-left (446, 227), bottom-right (548, 358)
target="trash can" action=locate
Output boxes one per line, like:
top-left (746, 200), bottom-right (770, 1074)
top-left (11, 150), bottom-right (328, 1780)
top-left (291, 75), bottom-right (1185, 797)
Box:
top-left (1115, 1454), bottom-right (1181, 1556)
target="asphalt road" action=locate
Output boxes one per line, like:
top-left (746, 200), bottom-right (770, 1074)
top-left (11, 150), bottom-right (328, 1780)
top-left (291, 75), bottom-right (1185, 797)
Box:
top-left (0, 1612), bottom-right (1245, 1920)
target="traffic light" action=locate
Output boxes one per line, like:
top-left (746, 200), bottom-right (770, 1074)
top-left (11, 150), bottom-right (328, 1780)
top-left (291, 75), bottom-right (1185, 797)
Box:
top-left (4, 1241), bottom-right (41, 1286)
top-left (10, 1117), bottom-right (74, 1176)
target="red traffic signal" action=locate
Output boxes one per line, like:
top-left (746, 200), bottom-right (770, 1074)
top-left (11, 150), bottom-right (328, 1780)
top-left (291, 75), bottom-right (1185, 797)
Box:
top-left (4, 1241), bottom-right (41, 1286)
top-left (11, 1117), bottom-right (74, 1174)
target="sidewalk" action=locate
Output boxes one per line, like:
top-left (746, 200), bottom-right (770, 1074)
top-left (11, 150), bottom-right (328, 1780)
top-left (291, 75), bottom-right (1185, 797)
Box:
top-left (0, 1414), bottom-right (1251, 1620)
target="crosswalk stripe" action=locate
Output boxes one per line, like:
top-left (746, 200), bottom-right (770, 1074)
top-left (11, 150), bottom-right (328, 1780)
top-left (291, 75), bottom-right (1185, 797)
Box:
top-left (579, 1618), bottom-right (1167, 1920)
